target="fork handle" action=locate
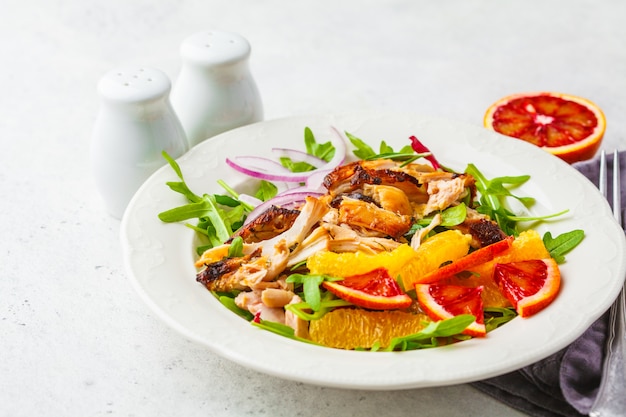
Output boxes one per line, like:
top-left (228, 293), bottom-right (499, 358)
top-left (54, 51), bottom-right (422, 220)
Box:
top-left (589, 287), bottom-right (626, 416)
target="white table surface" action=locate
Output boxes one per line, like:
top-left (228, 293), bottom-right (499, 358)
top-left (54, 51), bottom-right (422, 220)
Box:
top-left (2, 1), bottom-right (625, 416)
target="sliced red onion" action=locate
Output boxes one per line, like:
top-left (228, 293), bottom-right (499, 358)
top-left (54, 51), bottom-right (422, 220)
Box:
top-left (244, 192), bottom-right (315, 225)
top-left (305, 168), bottom-right (333, 191)
top-left (229, 156), bottom-right (291, 173)
top-left (276, 186), bottom-right (324, 197)
top-left (226, 126), bottom-right (347, 183)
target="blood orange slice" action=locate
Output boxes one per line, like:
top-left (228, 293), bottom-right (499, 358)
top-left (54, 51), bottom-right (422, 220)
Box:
top-left (484, 92), bottom-right (605, 164)
top-left (322, 268), bottom-right (413, 310)
top-left (415, 284), bottom-right (486, 337)
top-left (412, 237), bottom-right (513, 285)
top-left (493, 258), bottom-right (561, 318)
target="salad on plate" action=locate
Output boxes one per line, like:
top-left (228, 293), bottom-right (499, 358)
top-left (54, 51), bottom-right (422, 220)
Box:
top-left (157, 126), bottom-right (584, 351)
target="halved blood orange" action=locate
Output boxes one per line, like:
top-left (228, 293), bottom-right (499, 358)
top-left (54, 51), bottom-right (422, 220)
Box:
top-left (484, 92), bottom-right (605, 164)
top-left (322, 268), bottom-right (413, 310)
top-left (415, 284), bottom-right (486, 337)
top-left (493, 258), bottom-right (561, 318)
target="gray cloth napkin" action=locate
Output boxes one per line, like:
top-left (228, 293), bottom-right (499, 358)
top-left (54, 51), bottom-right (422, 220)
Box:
top-left (472, 151), bottom-right (626, 417)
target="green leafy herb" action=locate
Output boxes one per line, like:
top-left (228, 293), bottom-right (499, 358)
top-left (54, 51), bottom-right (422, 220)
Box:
top-left (304, 127), bottom-right (335, 162)
top-left (279, 127), bottom-right (335, 173)
top-left (345, 131), bottom-right (422, 165)
top-left (252, 319), bottom-right (319, 345)
top-left (228, 236), bottom-right (244, 258)
top-left (484, 307), bottom-right (517, 332)
top-left (384, 314), bottom-right (476, 351)
top-left (285, 297), bottom-right (353, 321)
top-left (286, 274), bottom-right (343, 311)
top-left (466, 163), bottom-right (568, 235)
top-left (214, 293), bottom-right (254, 321)
top-left (159, 151), bottom-right (255, 249)
top-left (254, 180), bottom-right (278, 201)
top-left (279, 157), bottom-right (317, 173)
top-left (543, 230), bottom-right (585, 264)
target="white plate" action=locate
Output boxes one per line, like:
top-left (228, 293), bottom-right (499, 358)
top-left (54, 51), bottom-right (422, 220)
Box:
top-left (121, 112), bottom-right (626, 389)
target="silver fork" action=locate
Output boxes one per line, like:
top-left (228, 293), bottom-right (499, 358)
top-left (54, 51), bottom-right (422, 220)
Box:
top-left (590, 150), bottom-right (626, 417)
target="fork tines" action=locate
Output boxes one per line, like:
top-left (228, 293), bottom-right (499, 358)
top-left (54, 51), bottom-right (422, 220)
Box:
top-left (600, 150), bottom-right (622, 226)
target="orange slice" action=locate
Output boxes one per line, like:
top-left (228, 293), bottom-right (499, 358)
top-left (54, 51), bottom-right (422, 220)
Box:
top-left (484, 92), bottom-right (605, 164)
top-left (415, 284), bottom-right (486, 337)
top-left (412, 237), bottom-right (513, 285)
top-left (322, 268), bottom-right (413, 310)
top-left (308, 309), bottom-right (430, 349)
top-left (493, 258), bottom-right (561, 318)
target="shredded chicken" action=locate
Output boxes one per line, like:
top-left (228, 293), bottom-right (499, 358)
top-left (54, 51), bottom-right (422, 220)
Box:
top-left (195, 157), bottom-right (503, 338)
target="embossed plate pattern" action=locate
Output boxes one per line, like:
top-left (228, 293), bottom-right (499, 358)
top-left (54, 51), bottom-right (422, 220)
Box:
top-left (121, 113), bottom-right (626, 389)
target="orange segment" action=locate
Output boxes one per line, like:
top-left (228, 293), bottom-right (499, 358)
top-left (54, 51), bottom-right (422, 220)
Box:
top-left (307, 230), bottom-right (472, 290)
top-left (484, 92), bottom-right (605, 164)
top-left (308, 309), bottom-right (430, 349)
top-left (400, 230), bottom-right (472, 289)
top-left (493, 258), bottom-right (561, 318)
top-left (306, 243), bottom-right (417, 279)
top-left (415, 284), bottom-right (486, 337)
top-left (322, 268), bottom-right (412, 310)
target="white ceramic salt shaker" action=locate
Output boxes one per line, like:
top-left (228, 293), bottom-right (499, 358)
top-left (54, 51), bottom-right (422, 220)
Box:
top-left (91, 67), bottom-right (189, 219)
top-left (170, 30), bottom-right (263, 147)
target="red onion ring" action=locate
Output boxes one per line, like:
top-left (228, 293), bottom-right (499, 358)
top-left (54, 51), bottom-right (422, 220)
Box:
top-left (226, 127), bottom-right (347, 183)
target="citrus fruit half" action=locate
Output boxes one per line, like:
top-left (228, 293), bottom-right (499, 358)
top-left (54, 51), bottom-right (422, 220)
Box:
top-left (484, 92), bottom-right (605, 164)
top-left (322, 268), bottom-right (413, 310)
top-left (415, 284), bottom-right (486, 337)
top-left (493, 258), bottom-right (561, 318)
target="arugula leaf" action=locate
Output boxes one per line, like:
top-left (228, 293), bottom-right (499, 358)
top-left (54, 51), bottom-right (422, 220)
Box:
top-left (466, 163), bottom-right (568, 235)
top-left (254, 180), bottom-right (278, 201)
top-left (252, 319), bottom-right (319, 345)
top-left (285, 298), bottom-right (353, 321)
top-left (161, 151), bottom-right (202, 203)
top-left (384, 314), bottom-right (476, 351)
top-left (543, 230), bottom-right (585, 264)
top-left (345, 131), bottom-right (428, 165)
top-left (228, 236), bottom-right (244, 258)
top-left (484, 307), bottom-right (517, 332)
top-left (345, 131), bottom-right (376, 159)
top-left (286, 274), bottom-right (343, 311)
top-left (214, 292), bottom-right (254, 321)
top-left (304, 127), bottom-right (335, 162)
top-left (279, 157), bottom-right (316, 173)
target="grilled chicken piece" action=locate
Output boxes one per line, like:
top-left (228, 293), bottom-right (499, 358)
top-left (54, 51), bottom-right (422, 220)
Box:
top-left (196, 196), bottom-right (329, 292)
top-left (423, 176), bottom-right (471, 215)
top-left (453, 207), bottom-right (507, 248)
top-left (232, 206), bottom-right (300, 243)
top-left (324, 162), bottom-right (428, 203)
top-left (362, 184), bottom-right (412, 216)
top-left (196, 248), bottom-right (264, 291)
top-left (324, 223), bottom-right (402, 254)
top-left (337, 197), bottom-right (412, 238)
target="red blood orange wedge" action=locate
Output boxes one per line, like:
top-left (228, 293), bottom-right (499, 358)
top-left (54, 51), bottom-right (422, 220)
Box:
top-left (484, 92), bottom-right (605, 164)
top-left (493, 258), bottom-right (561, 318)
top-left (415, 284), bottom-right (486, 337)
top-left (412, 237), bottom-right (513, 285)
top-left (322, 268), bottom-right (413, 310)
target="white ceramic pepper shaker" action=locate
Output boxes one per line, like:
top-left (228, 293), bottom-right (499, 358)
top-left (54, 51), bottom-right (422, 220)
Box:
top-left (170, 30), bottom-right (263, 148)
top-left (91, 67), bottom-right (189, 219)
